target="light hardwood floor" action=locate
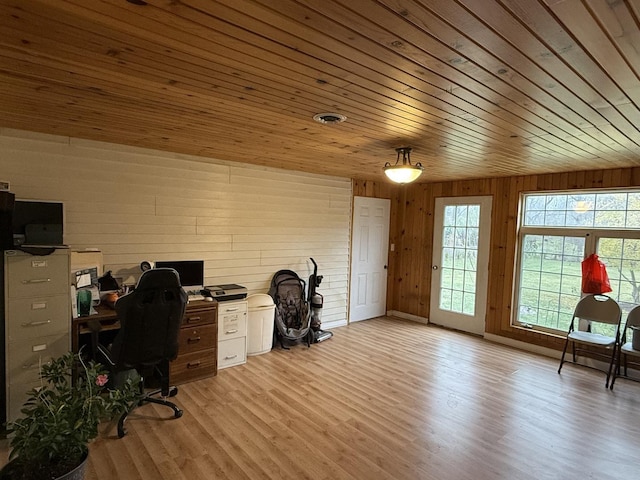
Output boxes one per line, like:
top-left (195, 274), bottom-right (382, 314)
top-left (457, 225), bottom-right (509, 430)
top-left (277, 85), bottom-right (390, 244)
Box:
top-left (3, 317), bottom-right (640, 479)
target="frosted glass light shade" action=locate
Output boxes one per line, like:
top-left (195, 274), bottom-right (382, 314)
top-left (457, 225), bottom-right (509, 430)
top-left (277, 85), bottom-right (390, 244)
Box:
top-left (383, 165), bottom-right (423, 184)
top-left (383, 146), bottom-right (424, 184)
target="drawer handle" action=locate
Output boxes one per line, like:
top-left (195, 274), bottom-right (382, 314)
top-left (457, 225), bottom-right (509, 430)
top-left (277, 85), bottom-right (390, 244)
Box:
top-left (187, 336), bottom-right (201, 344)
top-left (186, 316), bottom-right (201, 324)
top-left (224, 354), bottom-right (238, 360)
top-left (21, 319), bottom-right (52, 327)
top-left (22, 363), bottom-right (39, 370)
top-left (224, 307), bottom-right (239, 312)
top-left (187, 361), bottom-right (201, 369)
top-left (225, 329), bottom-right (238, 335)
top-left (22, 278), bottom-right (51, 284)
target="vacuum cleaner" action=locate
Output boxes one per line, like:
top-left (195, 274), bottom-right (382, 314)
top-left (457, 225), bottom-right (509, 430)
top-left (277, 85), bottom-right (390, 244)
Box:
top-left (308, 257), bottom-right (333, 343)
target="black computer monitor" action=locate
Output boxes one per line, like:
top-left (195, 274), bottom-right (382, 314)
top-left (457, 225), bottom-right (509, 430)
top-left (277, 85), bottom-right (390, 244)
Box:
top-left (154, 260), bottom-right (204, 292)
top-left (12, 199), bottom-right (64, 246)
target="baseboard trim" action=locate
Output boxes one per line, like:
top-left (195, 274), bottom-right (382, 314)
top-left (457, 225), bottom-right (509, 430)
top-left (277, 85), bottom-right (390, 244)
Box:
top-left (324, 319), bottom-right (347, 329)
top-left (383, 312), bottom-right (562, 360)
top-left (386, 310), bottom-right (429, 324)
top-left (484, 333), bottom-right (562, 360)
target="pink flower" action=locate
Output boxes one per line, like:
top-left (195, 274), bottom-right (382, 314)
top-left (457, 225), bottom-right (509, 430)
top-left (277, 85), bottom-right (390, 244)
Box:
top-left (95, 374), bottom-right (108, 387)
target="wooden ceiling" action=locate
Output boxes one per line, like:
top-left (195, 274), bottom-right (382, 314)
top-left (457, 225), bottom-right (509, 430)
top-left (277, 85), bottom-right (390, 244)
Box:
top-left (2, 0), bottom-right (640, 184)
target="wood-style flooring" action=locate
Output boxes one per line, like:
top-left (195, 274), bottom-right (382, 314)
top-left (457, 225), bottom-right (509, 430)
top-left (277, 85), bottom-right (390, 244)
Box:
top-left (2, 317), bottom-right (639, 479)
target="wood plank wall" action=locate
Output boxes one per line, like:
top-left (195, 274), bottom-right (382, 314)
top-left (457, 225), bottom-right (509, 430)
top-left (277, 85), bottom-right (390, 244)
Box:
top-left (0, 129), bottom-right (352, 328)
top-left (356, 169), bottom-right (640, 351)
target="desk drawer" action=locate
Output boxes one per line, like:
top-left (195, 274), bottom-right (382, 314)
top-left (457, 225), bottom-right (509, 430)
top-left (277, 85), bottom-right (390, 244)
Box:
top-left (178, 324), bottom-right (216, 355)
top-left (218, 301), bottom-right (247, 315)
top-left (218, 337), bottom-right (247, 369)
top-left (7, 295), bottom-right (70, 342)
top-left (7, 380), bottom-right (41, 424)
top-left (5, 250), bottom-right (69, 298)
top-left (7, 333), bottom-right (70, 386)
top-left (170, 349), bottom-right (216, 384)
top-left (182, 306), bottom-right (216, 327)
top-left (218, 312), bottom-right (247, 340)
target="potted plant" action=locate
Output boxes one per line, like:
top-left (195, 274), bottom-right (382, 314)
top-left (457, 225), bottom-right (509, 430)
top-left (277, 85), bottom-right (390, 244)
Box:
top-left (1, 351), bottom-right (138, 480)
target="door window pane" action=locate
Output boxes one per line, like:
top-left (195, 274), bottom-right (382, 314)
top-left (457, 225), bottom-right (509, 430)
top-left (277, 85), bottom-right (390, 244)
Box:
top-left (439, 203), bottom-right (481, 315)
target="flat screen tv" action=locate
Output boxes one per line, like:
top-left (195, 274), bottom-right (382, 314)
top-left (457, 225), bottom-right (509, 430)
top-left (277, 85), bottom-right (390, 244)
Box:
top-left (12, 199), bottom-right (64, 246)
top-left (154, 260), bottom-right (204, 293)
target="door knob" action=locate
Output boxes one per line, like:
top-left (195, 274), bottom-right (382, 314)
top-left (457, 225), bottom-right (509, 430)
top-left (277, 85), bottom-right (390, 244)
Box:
top-left (433, 265), bottom-right (438, 270)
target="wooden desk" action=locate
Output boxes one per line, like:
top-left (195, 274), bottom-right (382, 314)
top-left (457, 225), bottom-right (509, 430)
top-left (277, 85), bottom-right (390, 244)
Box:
top-left (72, 300), bottom-right (218, 384)
top-left (72, 304), bottom-right (119, 353)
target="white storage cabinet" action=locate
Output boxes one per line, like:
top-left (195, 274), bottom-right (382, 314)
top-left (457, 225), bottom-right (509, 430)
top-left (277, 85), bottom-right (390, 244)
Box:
top-left (217, 299), bottom-right (247, 369)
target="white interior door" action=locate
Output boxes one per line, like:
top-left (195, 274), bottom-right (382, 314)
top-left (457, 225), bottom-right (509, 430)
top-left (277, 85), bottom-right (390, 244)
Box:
top-left (349, 196), bottom-right (390, 322)
top-left (429, 196), bottom-right (492, 335)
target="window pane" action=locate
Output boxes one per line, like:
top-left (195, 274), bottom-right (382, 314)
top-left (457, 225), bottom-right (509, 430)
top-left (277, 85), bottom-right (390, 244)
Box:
top-left (453, 269), bottom-right (465, 290)
top-left (467, 205), bottom-right (480, 227)
top-left (440, 289), bottom-right (452, 310)
top-left (598, 238), bottom-right (640, 314)
top-left (465, 249), bottom-right (477, 271)
top-left (451, 291), bottom-right (463, 312)
top-left (521, 269), bottom-right (541, 287)
top-left (453, 248), bottom-right (466, 269)
top-left (522, 190), bottom-right (640, 229)
top-left (466, 227), bottom-right (479, 248)
top-left (442, 247), bottom-right (454, 268)
top-left (455, 227), bottom-right (467, 247)
top-left (455, 206), bottom-right (468, 226)
top-left (444, 206), bottom-right (456, 226)
top-left (463, 293), bottom-right (475, 315)
top-left (596, 193), bottom-right (626, 211)
top-left (441, 268), bottom-right (453, 289)
top-left (594, 210), bottom-right (626, 228)
top-left (463, 270), bottom-right (476, 292)
top-left (516, 234), bottom-right (585, 332)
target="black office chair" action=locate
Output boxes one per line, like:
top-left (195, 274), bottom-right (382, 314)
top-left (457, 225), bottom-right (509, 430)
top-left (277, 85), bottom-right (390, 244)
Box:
top-left (91, 268), bottom-right (188, 438)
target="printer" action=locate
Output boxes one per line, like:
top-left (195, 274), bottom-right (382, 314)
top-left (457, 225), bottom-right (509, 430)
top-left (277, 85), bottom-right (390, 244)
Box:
top-left (204, 284), bottom-right (248, 302)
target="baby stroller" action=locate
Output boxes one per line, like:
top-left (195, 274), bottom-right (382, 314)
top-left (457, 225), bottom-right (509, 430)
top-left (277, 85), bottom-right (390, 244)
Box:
top-left (268, 269), bottom-right (313, 349)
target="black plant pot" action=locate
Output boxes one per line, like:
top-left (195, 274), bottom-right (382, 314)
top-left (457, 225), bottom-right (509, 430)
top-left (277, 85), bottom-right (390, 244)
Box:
top-left (0, 450), bottom-right (88, 480)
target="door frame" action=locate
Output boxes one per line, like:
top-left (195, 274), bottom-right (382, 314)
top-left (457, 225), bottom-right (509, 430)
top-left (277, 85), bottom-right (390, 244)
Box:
top-left (429, 195), bottom-right (492, 336)
top-left (349, 196), bottom-right (391, 323)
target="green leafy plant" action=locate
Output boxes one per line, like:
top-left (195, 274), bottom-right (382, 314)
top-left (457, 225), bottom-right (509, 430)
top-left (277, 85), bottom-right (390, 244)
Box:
top-left (2, 351), bottom-right (138, 480)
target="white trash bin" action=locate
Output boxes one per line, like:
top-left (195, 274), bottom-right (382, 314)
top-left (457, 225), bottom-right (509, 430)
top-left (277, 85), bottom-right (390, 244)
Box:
top-left (246, 293), bottom-right (275, 356)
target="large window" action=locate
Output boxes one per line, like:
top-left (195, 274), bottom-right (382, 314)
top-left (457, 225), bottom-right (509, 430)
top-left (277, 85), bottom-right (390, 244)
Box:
top-left (514, 190), bottom-right (640, 334)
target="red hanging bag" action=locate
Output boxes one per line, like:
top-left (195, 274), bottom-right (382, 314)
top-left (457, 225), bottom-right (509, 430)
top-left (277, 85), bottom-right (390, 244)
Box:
top-left (581, 254), bottom-right (612, 294)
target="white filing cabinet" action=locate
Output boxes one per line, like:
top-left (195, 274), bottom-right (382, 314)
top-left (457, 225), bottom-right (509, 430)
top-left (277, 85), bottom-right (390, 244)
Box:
top-left (4, 249), bottom-right (71, 423)
top-left (217, 299), bottom-right (247, 369)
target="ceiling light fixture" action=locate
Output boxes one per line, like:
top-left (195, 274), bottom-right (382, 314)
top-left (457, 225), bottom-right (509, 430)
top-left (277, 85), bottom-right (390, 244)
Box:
top-left (383, 147), bottom-right (423, 184)
top-left (313, 112), bottom-right (347, 124)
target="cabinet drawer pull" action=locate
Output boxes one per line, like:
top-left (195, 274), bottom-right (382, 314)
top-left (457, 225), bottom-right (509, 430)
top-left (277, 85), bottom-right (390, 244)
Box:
top-left (187, 336), bottom-right (201, 344)
top-left (22, 363), bottom-right (39, 370)
top-left (186, 316), bottom-right (201, 324)
top-left (21, 319), bottom-right (52, 327)
top-left (187, 361), bottom-right (201, 369)
top-left (225, 329), bottom-right (238, 335)
top-left (22, 278), bottom-right (51, 284)
top-left (224, 354), bottom-right (238, 360)
top-left (224, 307), bottom-right (239, 312)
